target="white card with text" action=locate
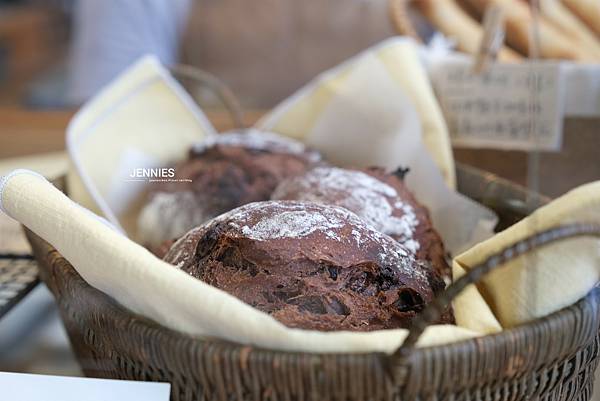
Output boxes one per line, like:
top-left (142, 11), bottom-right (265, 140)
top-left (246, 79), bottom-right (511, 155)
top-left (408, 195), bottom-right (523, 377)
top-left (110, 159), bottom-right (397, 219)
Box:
top-left (430, 59), bottom-right (565, 151)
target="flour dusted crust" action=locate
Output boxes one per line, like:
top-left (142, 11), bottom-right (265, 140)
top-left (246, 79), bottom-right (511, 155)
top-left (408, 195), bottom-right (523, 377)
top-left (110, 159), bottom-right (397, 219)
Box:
top-left (164, 200), bottom-right (452, 331)
top-left (272, 166), bottom-right (451, 281)
top-left (192, 130), bottom-right (321, 163)
top-left (137, 130), bottom-right (322, 247)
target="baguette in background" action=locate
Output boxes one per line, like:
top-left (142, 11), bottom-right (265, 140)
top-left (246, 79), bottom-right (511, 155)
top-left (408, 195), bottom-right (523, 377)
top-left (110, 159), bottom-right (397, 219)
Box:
top-left (562, 0), bottom-right (600, 37)
top-left (539, 0), bottom-right (600, 60)
top-left (415, 0), bottom-right (521, 61)
top-left (463, 0), bottom-right (593, 60)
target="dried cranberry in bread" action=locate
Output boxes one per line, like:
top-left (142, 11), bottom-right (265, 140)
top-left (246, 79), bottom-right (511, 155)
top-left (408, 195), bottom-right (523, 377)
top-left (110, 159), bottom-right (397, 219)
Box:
top-left (137, 130), bottom-right (322, 246)
top-left (272, 166), bottom-right (450, 281)
top-left (163, 200), bottom-right (453, 332)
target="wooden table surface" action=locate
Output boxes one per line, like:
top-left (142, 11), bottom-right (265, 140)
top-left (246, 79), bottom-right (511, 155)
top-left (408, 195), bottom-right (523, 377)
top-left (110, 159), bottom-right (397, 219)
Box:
top-left (0, 108), bottom-right (265, 159)
top-left (0, 108), bottom-right (73, 159)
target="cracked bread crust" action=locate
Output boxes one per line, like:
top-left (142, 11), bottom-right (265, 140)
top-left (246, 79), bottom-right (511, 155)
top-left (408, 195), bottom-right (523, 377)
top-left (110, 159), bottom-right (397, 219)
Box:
top-left (164, 200), bottom-right (453, 332)
top-left (272, 166), bottom-right (451, 282)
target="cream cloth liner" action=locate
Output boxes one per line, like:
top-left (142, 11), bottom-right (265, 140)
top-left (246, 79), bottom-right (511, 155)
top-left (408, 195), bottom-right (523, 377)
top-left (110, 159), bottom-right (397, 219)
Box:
top-left (258, 37), bottom-right (456, 189)
top-left (455, 181), bottom-right (600, 328)
top-left (66, 56), bottom-right (216, 235)
top-left (0, 171), bottom-right (498, 353)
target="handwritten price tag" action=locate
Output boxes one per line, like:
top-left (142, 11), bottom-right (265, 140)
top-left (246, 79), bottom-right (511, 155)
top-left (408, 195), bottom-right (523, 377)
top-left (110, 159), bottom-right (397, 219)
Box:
top-left (430, 59), bottom-right (565, 151)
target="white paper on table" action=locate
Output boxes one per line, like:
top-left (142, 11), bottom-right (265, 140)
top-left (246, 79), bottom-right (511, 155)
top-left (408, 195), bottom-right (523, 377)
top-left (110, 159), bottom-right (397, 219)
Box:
top-left (0, 372), bottom-right (170, 401)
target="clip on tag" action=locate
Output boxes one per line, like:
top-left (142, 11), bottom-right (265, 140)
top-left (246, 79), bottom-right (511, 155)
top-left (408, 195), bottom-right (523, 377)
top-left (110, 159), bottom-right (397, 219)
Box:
top-left (473, 5), bottom-right (506, 74)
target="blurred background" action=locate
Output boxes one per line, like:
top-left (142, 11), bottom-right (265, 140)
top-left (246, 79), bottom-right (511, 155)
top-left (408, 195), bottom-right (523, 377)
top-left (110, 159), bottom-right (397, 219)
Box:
top-left (0, 0), bottom-right (399, 109)
top-left (0, 0), bottom-right (69, 108)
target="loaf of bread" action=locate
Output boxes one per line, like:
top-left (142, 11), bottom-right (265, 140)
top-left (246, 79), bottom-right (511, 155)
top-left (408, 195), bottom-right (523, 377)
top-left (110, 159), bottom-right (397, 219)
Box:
top-left (163, 201), bottom-right (453, 331)
top-left (137, 130), bottom-right (322, 247)
top-left (272, 166), bottom-right (451, 281)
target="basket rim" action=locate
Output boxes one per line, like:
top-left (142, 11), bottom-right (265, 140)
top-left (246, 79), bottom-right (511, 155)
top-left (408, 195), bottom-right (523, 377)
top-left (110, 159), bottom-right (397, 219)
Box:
top-left (27, 231), bottom-right (600, 389)
top-left (46, 241), bottom-right (600, 358)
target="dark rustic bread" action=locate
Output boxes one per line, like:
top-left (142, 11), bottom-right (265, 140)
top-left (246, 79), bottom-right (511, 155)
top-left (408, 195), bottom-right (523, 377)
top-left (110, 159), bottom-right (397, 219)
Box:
top-left (137, 130), bottom-right (322, 246)
top-left (271, 166), bottom-right (451, 281)
top-left (163, 200), bottom-right (452, 332)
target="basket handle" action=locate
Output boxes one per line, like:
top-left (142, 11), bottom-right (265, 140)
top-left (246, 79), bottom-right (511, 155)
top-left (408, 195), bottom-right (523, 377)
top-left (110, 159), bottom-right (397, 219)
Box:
top-left (392, 223), bottom-right (600, 361)
top-left (169, 64), bottom-right (246, 129)
top-left (388, 0), bottom-right (422, 42)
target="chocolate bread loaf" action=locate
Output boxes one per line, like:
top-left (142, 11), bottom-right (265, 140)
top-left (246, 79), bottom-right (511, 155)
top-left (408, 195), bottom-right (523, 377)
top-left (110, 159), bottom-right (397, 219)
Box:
top-left (163, 200), bottom-right (452, 331)
top-left (137, 130), bottom-right (322, 246)
top-left (272, 166), bottom-right (450, 281)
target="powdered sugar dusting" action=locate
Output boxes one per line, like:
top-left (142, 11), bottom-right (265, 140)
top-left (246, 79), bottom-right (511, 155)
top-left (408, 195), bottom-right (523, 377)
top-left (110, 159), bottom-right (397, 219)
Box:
top-left (193, 129), bottom-right (321, 162)
top-left (240, 210), bottom-right (344, 241)
top-left (228, 202), bottom-right (347, 242)
top-left (201, 200), bottom-right (421, 279)
top-left (137, 191), bottom-right (214, 246)
top-left (272, 167), bottom-right (420, 253)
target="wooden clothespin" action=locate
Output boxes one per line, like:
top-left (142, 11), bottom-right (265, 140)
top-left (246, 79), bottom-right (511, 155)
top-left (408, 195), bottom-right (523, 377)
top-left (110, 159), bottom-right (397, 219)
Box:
top-left (528, 0), bottom-right (541, 60)
top-left (473, 5), bottom-right (506, 74)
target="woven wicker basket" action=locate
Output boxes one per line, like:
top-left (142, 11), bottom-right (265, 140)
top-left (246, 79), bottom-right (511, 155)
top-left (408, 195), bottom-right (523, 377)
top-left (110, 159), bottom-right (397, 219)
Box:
top-left (23, 164), bottom-right (600, 401)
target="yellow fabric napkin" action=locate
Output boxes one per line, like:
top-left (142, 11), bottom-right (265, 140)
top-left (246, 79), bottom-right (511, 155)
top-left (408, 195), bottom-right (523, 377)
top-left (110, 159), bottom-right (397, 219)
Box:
top-left (258, 37), bottom-right (456, 189)
top-left (0, 170), bottom-right (493, 353)
top-left (66, 55), bottom-right (216, 236)
top-left (455, 182), bottom-right (600, 328)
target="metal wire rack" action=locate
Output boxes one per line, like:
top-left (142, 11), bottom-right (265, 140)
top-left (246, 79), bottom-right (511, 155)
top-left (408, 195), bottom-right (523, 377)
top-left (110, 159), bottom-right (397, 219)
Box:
top-left (0, 254), bottom-right (39, 318)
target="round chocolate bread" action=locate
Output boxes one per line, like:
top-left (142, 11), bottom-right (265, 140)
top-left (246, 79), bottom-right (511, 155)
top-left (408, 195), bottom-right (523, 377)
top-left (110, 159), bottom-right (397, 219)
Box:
top-left (163, 200), bottom-right (452, 332)
top-left (271, 166), bottom-right (451, 281)
top-left (137, 130), bottom-right (322, 246)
